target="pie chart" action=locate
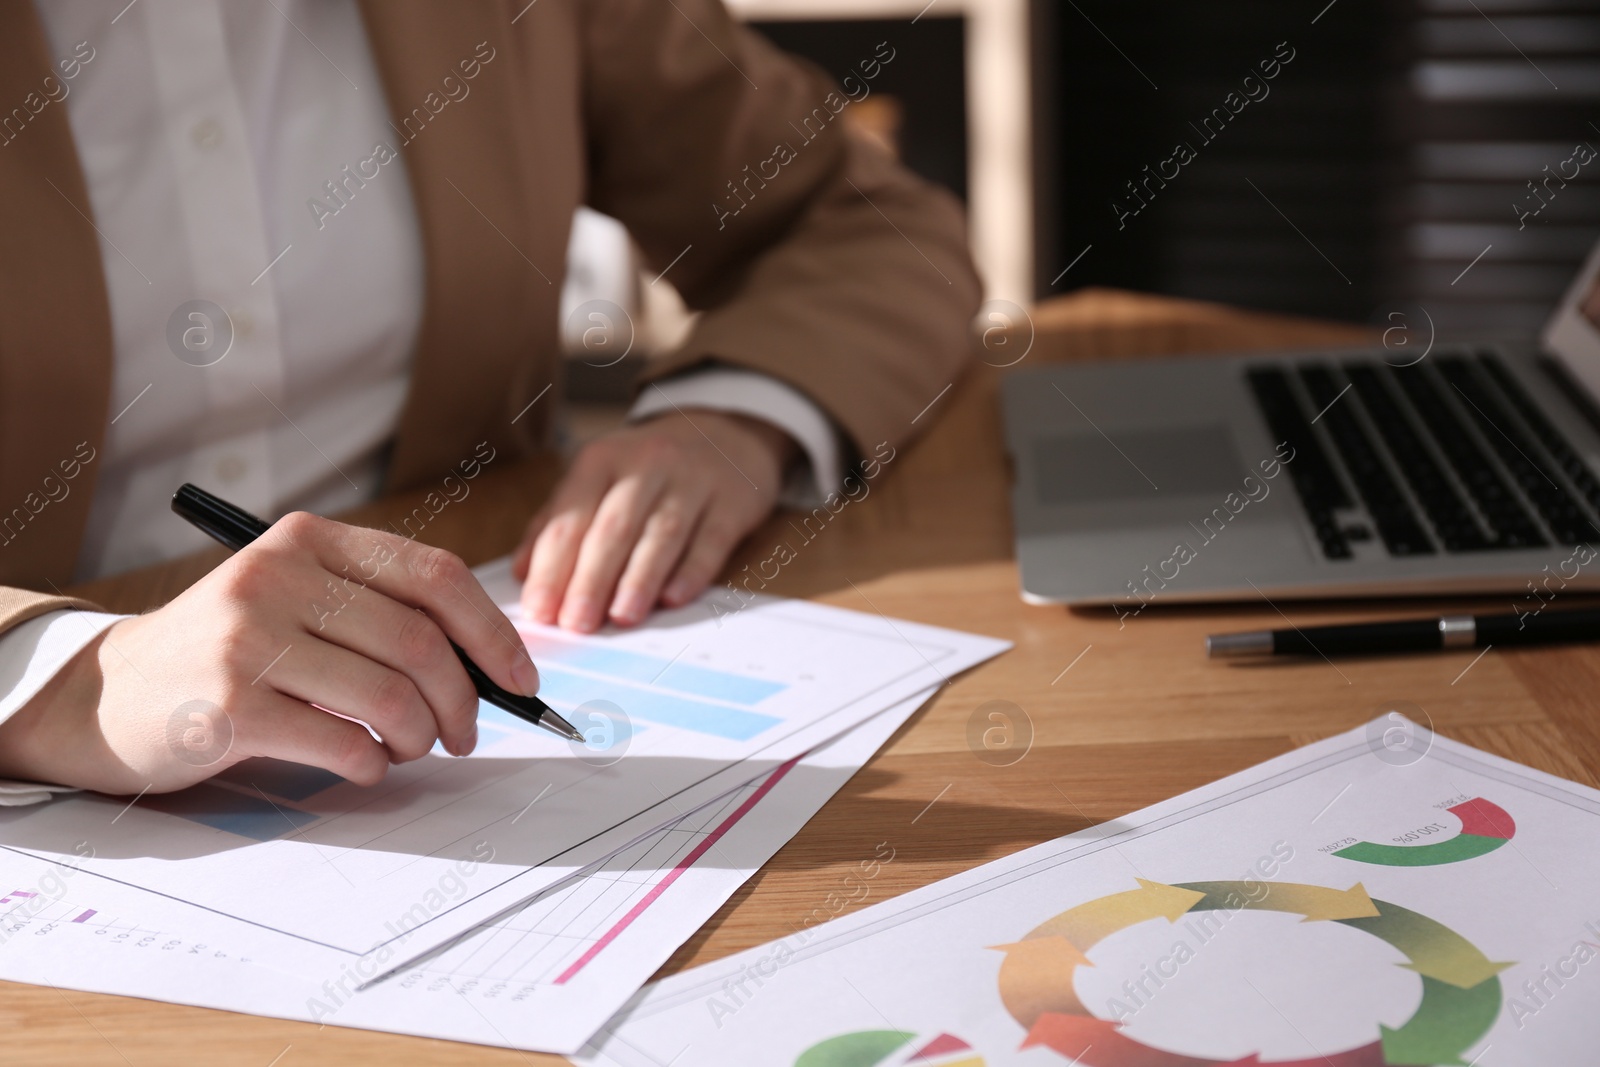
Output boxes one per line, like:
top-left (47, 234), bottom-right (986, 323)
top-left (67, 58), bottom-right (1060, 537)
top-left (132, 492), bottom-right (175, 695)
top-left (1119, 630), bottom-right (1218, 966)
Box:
top-left (1332, 798), bottom-right (1515, 867)
top-left (794, 1029), bottom-right (985, 1067)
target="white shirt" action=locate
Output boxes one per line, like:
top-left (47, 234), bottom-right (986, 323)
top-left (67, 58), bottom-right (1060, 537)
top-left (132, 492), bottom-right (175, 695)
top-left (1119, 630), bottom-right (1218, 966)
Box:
top-left (0, 0), bottom-right (842, 779)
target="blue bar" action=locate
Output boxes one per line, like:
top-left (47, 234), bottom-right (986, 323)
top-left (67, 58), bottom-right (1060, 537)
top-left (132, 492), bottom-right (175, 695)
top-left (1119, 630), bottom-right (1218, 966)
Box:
top-left (143, 784), bottom-right (319, 842)
top-left (217, 758), bottom-right (343, 801)
top-left (536, 642), bottom-right (785, 706)
top-left (537, 668), bottom-right (782, 741)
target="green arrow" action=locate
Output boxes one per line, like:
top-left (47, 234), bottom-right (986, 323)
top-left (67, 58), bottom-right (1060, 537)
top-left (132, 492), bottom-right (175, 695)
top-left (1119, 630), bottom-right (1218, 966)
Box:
top-left (1379, 975), bottom-right (1501, 1066)
top-left (1333, 834), bottom-right (1507, 867)
top-left (1339, 899), bottom-right (1512, 988)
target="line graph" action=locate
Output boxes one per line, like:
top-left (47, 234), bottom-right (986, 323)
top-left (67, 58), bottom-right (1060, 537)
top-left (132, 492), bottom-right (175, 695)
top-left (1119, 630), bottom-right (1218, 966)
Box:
top-left (553, 756), bottom-right (798, 984)
top-left (390, 760), bottom-right (797, 997)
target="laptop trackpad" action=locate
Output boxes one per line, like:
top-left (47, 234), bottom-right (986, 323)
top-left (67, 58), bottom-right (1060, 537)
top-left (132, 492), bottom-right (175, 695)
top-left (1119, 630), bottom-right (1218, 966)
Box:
top-left (1032, 425), bottom-right (1248, 504)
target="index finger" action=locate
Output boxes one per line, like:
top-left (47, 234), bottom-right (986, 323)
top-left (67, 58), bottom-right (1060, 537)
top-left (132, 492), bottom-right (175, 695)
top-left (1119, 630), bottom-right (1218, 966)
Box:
top-left (274, 513), bottom-right (540, 700)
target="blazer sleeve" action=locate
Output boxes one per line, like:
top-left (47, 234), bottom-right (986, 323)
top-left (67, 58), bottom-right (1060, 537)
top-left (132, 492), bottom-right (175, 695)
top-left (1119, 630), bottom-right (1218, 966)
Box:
top-left (576, 0), bottom-right (982, 461)
top-left (0, 587), bottom-right (98, 636)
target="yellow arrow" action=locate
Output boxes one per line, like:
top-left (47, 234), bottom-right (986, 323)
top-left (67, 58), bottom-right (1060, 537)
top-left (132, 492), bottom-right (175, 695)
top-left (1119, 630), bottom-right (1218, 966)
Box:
top-left (1341, 901), bottom-right (1513, 989)
top-left (989, 936), bottom-right (1093, 1029)
top-left (1177, 880), bottom-right (1380, 922)
top-left (1400, 952), bottom-right (1512, 989)
top-left (1281, 882), bottom-right (1381, 921)
top-left (1025, 879), bottom-right (1206, 949)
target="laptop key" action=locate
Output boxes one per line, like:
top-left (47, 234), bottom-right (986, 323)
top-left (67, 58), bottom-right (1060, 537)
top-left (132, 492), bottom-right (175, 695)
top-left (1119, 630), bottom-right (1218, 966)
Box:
top-left (1298, 365), bottom-right (1434, 556)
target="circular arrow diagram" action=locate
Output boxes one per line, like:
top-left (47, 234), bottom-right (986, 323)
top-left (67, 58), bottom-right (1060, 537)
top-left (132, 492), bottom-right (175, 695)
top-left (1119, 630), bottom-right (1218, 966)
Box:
top-left (991, 879), bottom-right (1508, 1067)
top-left (1332, 798), bottom-right (1515, 868)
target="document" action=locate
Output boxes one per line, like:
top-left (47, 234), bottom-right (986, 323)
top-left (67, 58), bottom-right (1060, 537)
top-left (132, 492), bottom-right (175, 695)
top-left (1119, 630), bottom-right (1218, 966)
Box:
top-left (578, 716), bottom-right (1599, 1067)
top-left (0, 691), bottom-right (932, 1055)
top-left (0, 555), bottom-right (1007, 971)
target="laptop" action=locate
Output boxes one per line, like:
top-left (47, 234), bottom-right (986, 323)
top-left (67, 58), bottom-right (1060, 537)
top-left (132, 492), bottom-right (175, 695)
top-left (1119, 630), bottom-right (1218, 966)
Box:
top-left (1002, 239), bottom-right (1600, 608)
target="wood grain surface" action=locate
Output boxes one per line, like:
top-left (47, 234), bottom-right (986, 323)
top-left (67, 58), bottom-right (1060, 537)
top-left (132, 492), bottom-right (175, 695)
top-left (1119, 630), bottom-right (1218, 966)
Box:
top-left (16, 288), bottom-right (1596, 1066)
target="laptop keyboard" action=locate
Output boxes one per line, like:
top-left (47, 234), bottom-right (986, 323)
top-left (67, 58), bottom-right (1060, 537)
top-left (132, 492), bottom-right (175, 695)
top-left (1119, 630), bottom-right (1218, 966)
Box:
top-left (1479, 357), bottom-right (1600, 525)
top-left (1388, 358), bottom-right (1546, 549)
top-left (1246, 351), bottom-right (1600, 560)
top-left (1245, 367), bottom-right (1354, 558)
top-left (1344, 363), bottom-right (1488, 552)
top-left (1300, 365), bottom-right (1435, 557)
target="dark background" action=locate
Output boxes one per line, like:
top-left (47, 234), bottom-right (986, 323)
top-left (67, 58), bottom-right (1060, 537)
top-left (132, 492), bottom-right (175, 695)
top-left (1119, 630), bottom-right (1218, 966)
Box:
top-left (753, 17), bottom-right (968, 203)
top-left (756, 1), bottom-right (1600, 341)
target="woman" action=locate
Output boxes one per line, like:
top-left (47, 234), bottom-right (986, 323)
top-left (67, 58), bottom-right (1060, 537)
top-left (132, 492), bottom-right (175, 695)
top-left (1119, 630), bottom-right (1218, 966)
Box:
top-left (0, 0), bottom-right (977, 797)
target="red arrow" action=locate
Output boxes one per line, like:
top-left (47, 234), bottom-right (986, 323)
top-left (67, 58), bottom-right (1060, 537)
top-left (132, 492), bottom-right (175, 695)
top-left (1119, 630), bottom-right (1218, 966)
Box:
top-left (1221, 1040), bottom-right (1386, 1066)
top-left (908, 1033), bottom-right (972, 1061)
top-left (1024, 1015), bottom-right (1388, 1067)
top-left (1449, 798), bottom-right (1514, 840)
top-left (1023, 1014), bottom-right (1222, 1067)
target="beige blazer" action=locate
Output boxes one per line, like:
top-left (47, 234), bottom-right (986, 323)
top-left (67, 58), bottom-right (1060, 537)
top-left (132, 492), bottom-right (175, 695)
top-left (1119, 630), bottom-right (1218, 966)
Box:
top-left (0, 0), bottom-right (979, 633)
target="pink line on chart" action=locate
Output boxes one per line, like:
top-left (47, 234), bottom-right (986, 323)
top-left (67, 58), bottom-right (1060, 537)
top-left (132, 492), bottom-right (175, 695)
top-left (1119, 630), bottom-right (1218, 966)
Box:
top-left (552, 756), bottom-right (800, 985)
top-left (71, 909), bottom-right (96, 923)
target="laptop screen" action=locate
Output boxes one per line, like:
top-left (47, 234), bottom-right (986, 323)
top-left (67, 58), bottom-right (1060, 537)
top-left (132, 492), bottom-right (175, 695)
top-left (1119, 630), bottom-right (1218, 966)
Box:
top-left (1584, 276), bottom-right (1600, 333)
top-left (1542, 237), bottom-right (1600, 405)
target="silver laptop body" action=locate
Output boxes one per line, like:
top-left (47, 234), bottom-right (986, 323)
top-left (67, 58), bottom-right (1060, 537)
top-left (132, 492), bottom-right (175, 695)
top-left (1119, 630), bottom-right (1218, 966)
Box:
top-left (1003, 240), bottom-right (1600, 609)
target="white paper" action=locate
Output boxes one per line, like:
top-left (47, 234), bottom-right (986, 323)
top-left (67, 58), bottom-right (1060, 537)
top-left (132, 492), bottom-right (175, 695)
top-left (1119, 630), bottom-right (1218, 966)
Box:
top-left (0, 691), bottom-right (931, 1054)
top-left (319, 689), bottom-right (932, 1052)
top-left (0, 555), bottom-right (1007, 972)
top-left (579, 716), bottom-right (1600, 1067)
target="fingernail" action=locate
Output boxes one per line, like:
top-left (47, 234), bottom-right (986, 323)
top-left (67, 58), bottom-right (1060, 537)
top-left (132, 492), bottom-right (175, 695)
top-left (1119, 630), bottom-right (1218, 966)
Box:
top-left (460, 721), bottom-right (478, 756)
top-left (610, 593), bottom-right (646, 626)
top-left (561, 599), bottom-right (600, 632)
top-left (512, 657), bottom-right (540, 697)
top-left (524, 594), bottom-right (553, 625)
top-left (662, 580), bottom-right (691, 606)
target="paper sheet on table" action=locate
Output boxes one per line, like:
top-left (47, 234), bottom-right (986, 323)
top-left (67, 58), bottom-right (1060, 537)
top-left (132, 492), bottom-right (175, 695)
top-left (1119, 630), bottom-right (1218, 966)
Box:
top-left (576, 716), bottom-right (1599, 1067)
top-left (0, 555), bottom-right (1007, 970)
top-left (0, 690), bottom-right (933, 1055)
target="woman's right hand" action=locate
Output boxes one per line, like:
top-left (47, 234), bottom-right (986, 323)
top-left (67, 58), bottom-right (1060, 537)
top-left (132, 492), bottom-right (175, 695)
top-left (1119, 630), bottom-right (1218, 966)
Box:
top-left (0, 512), bottom-right (540, 795)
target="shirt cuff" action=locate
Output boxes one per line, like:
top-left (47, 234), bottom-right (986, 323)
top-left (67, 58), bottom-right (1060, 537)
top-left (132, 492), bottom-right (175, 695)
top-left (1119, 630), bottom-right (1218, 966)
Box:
top-left (0, 781), bottom-right (80, 806)
top-left (628, 368), bottom-right (843, 508)
top-left (0, 609), bottom-right (128, 805)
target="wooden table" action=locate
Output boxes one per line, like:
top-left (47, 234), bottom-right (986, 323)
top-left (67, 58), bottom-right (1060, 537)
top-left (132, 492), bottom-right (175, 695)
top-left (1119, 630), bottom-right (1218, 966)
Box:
top-left (20, 288), bottom-right (1600, 1064)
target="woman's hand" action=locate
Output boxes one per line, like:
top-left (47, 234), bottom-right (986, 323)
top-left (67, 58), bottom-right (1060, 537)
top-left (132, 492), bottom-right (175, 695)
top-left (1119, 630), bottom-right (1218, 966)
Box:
top-left (513, 410), bottom-right (795, 632)
top-left (0, 513), bottom-right (539, 795)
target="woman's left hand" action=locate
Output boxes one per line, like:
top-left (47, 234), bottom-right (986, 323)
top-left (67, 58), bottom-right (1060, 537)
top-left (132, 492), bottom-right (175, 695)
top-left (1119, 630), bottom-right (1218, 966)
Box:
top-left (512, 410), bottom-right (795, 631)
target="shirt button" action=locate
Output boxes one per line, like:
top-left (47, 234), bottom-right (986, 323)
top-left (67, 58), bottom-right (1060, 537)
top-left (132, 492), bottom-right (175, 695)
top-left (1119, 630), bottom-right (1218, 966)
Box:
top-left (191, 117), bottom-right (224, 150)
top-left (215, 455), bottom-right (247, 482)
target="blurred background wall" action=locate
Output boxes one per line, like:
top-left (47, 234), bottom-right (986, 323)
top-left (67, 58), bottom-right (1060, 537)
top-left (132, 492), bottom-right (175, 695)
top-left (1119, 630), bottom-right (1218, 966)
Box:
top-left (561, 0), bottom-right (1600, 418)
top-left (1034, 0), bottom-right (1600, 341)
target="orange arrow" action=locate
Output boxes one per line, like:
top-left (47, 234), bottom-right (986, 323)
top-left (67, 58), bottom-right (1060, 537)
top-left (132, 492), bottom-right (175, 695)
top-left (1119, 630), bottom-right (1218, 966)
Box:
top-left (989, 935), bottom-right (1093, 1029)
top-left (1027, 879), bottom-right (1206, 949)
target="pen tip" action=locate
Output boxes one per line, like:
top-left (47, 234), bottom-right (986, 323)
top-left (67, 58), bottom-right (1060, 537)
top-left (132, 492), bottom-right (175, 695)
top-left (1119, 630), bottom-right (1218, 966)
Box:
top-left (544, 709), bottom-right (586, 744)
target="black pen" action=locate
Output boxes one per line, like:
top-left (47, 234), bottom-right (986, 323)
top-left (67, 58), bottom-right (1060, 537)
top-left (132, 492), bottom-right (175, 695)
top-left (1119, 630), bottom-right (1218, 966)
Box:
top-left (171, 483), bottom-right (585, 742)
top-left (1207, 606), bottom-right (1600, 658)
